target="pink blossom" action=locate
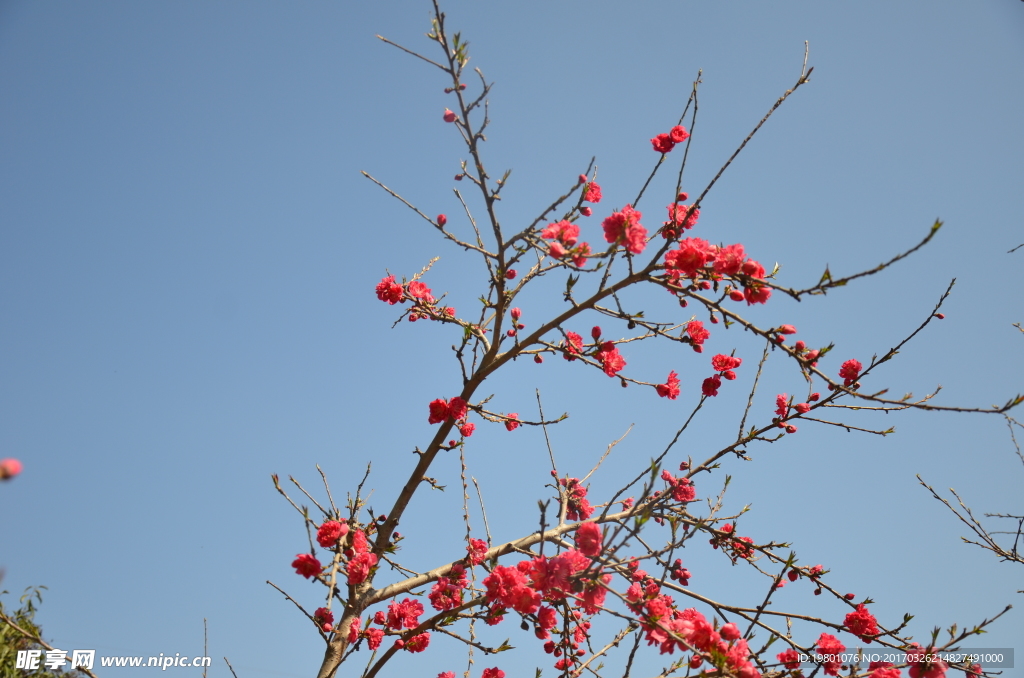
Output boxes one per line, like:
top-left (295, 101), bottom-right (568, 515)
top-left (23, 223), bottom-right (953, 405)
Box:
top-left (775, 394), bottom-right (788, 417)
top-left (408, 281), bottom-right (432, 299)
top-left (602, 205), bottom-right (647, 254)
top-left (313, 607), bottom-right (334, 631)
top-left (651, 133), bottom-right (675, 153)
top-left (840, 359), bottom-right (863, 386)
top-left (481, 669), bottom-right (505, 678)
top-left (844, 604), bottom-right (879, 642)
top-left (347, 617), bottom-right (361, 643)
top-left (347, 552), bottom-right (377, 585)
top-left (584, 182), bottom-right (602, 203)
top-left (714, 244), bottom-right (746, 275)
top-left (292, 553), bottom-right (322, 579)
top-left (687, 320), bottom-right (710, 345)
top-left (575, 522), bottom-right (603, 557)
top-left (596, 342), bottom-right (626, 376)
top-left (404, 632), bottom-right (430, 653)
top-left (665, 204), bottom-right (700, 235)
top-left (669, 125), bottom-right (689, 143)
top-left (580, 207), bottom-right (592, 217)
top-left (656, 371), bottom-right (681, 399)
top-left (375, 275), bottom-right (403, 305)
top-left (563, 332), bottom-right (583, 361)
top-left (702, 375), bottom-right (722, 397)
top-left (468, 538), bottom-right (489, 565)
top-left (907, 644), bottom-right (948, 678)
top-left (459, 422), bottom-right (476, 437)
top-left (448, 396), bottom-right (468, 421)
top-left (571, 242), bottom-right (591, 267)
top-left (386, 598), bottom-right (424, 630)
top-left (744, 282), bottom-right (772, 305)
top-left (777, 648), bottom-right (801, 669)
top-left (741, 259), bottom-right (766, 278)
top-left (795, 402), bottom-right (811, 414)
top-left (0, 458), bottom-right (23, 480)
top-left (317, 521), bottom-right (349, 548)
top-left (363, 627), bottom-right (384, 650)
top-left (711, 354), bottom-right (741, 371)
top-left (665, 238), bottom-right (714, 279)
top-left (428, 398), bottom-right (450, 424)
top-left (504, 413), bottom-right (520, 431)
top-left (541, 220), bottom-right (579, 246)
top-left (868, 662), bottom-right (901, 678)
top-left (815, 633), bottom-right (846, 676)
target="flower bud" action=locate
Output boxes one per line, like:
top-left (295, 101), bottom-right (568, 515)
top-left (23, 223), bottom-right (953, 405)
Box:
top-left (437, 214), bottom-right (447, 226)
top-left (443, 109), bottom-right (456, 123)
top-left (580, 207), bottom-right (592, 217)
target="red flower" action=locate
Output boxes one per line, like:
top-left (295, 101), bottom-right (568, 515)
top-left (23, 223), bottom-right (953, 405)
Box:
top-left (504, 413), bottom-right (520, 431)
top-left (702, 375), bottom-right (722, 397)
top-left (375, 275), bottom-right (403, 305)
top-left (844, 605), bottom-right (879, 642)
top-left (669, 125), bottom-right (689, 143)
top-left (448, 396), bottom-right (468, 421)
top-left (584, 182), bottom-right (602, 203)
top-left (687, 320), bottom-right (710, 345)
top-left (665, 238), bottom-right (715, 279)
top-left (575, 521), bottom-right (603, 557)
top-left (665, 204), bottom-right (700, 234)
top-left (868, 662), bottom-right (901, 678)
top-left (815, 633), bottom-right (846, 676)
top-left (0, 458), bottom-right (22, 480)
top-left (313, 607), bottom-right (334, 631)
top-left (907, 644), bottom-right (948, 678)
top-left (602, 205), bottom-right (647, 254)
top-left (651, 133), bottom-right (675, 153)
top-left (387, 598), bottom-right (424, 630)
top-left (408, 281), bottom-right (432, 299)
top-left (459, 422), bottom-right (475, 437)
top-left (364, 627), bottom-right (384, 650)
top-left (713, 244), bottom-right (746, 275)
top-left (292, 553), bottom-right (323, 579)
top-left (741, 259), bottom-right (766, 278)
top-left (711, 354), bottom-right (741, 372)
top-left (777, 649), bottom-right (801, 670)
top-left (744, 282), bottom-right (772, 305)
top-left (563, 332), bottom-right (584, 361)
top-left (481, 669), bottom-right (505, 678)
top-left (347, 552), bottom-right (377, 585)
top-left (596, 342), bottom-right (626, 376)
top-left (775, 394), bottom-right (788, 417)
top-left (316, 520), bottom-right (349, 548)
top-left (467, 538), bottom-right (489, 565)
top-left (404, 632), bottom-right (431, 653)
top-left (571, 242), bottom-right (591, 267)
top-left (656, 371), bottom-right (681, 399)
top-left (839, 359), bottom-right (863, 386)
top-left (541, 220), bottom-right (579, 246)
top-left (428, 399), bottom-right (450, 424)
top-left (347, 617), bottom-right (361, 643)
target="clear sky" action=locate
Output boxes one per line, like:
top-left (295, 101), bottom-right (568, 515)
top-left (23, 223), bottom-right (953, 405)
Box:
top-left (1, 2), bottom-right (1023, 677)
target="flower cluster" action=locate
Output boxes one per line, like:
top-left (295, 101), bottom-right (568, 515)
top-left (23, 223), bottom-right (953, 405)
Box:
top-left (651, 125), bottom-right (690, 153)
top-left (844, 604), bottom-right (879, 642)
top-left (602, 205), bottom-right (647, 255)
top-left (662, 196), bottom-right (700, 239)
top-left (559, 476), bottom-right (594, 521)
top-left (541, 219), bottom-right (590, 267)
top-left (626, 576), bottom-right (758, 677)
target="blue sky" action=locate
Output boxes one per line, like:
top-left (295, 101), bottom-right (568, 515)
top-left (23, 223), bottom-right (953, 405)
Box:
top-left (1, 2), bottom-right (1022, 677)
